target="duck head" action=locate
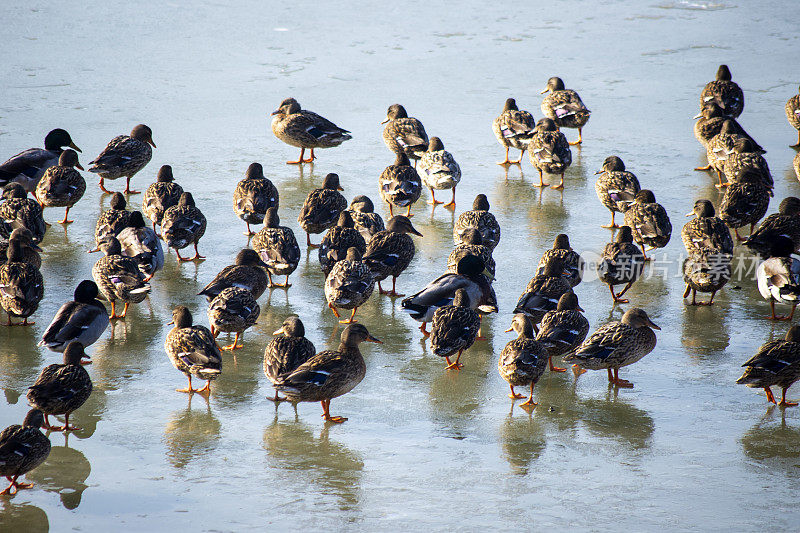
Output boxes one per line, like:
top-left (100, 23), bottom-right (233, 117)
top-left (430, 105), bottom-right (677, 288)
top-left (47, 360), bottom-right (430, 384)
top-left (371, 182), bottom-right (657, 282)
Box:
top-left (504, 313), bottom-right (535, 338)
top-left (596, 155), bottom-right (625, 174)
top-left (246, 162), bottom-right (265, 180)
top-left (169, 306), bottom-right (193, 328)
top-left (58, 149), bottom-right (83, 170)
top-left (686, 199), bottom-right (715, 218)
top-left (382, 104), bottom-right (408, 124)
top-left (340, 323), bottom-right (382, 346)
top-left (386, 215), bottom-right (422, 236)
top-left (621, 308), bottom-right (660, 330)
top-left (540, 76), bottom-right (566, 94)
top-left (44, 128), bottom-right (80, 153)
top-left (322, 173), bottom-right (344, 191)
top-left (273, 315), bottom-right (305, 337)
top-left (130, 124), bottom-right (156, 148)
top-left (156, 165), bottom-right (174, 183)
top-left (349, 195), bottom-right (375, 213)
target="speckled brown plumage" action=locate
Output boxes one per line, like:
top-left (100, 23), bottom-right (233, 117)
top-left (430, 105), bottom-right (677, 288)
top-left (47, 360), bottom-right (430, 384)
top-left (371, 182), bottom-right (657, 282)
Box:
top-left (700, 65), bottom-right (744, 118)
top-left (207, 287), bottom-right (260, 350)
top-left (738, 326), bottom-right (800, 405)
top-left (594, 156), bottom-right (640, 228)
top-left (682, 200), bottom-right (734, 255)
top-left (493, 98), bottom-right (536, 164)
top-left (746, 198), bottom-right (800, 258)
top-left (318, 212), bottom-right (366, 277)
top-left (142, 165), bottom-right (183, 230)
top-left (34, 150), bottom-right (85, 223)
top-left (324, 248), bottom-right (375, 323)
top-left (381, 104), bottom-right (428, 161)
top-left (161, 192), bottom-right (206, 260)
top-left (623, 190), bottom-right (672, 257)
top-left (298, 173), bottom-right (347, 241)
top-left (263, 316), bottom-right (315, 396)
top-left (198, 249), bottom-right (269, 301)
top-left (251, 208), bottom-right (300, 287)
top-left (379, 153), bottom-right (421, 217)
top-left (430, 289), bottom-right (481, 369)
top-left (88, 124), bottom-right (155, 194)
top-left (27, 342), bottom-right (92, 431)
top-left (540, 77), bottom-right (590, 144)
top-left (0, 410), bottom-right (51, 495)
top-left (528, 118), bottom-right (572, 188)
top-left (165, 306), bottom-right (222, 395)
top-left (682, 248), bottom-right (731, 305)
top-left (0, 239), bottom-right (44, 324)
top-left (233, 163), bottom-right (279, 233)
top-left (0, 184), bottom-right (46, 243)
top-left (453, 195), bottom-right (501, 250)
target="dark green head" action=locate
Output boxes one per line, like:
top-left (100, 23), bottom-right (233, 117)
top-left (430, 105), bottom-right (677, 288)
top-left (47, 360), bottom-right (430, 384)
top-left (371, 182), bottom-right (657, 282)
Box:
top-left (44, 128), bottom-right (80, 152)
top-left (74, 280), bottom-right (100, 303)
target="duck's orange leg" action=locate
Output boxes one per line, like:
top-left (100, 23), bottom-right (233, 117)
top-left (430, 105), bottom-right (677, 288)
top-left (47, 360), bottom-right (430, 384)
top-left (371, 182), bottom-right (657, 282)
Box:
top-left (764, 387), bottom-right (776, 404)
top-left (428, 187), bottom-right (443, 205)
top-left (443, 187), bottom-right (456, 208)
top-left (59, 206), bottom-right (74, 224)
top-left (508, 384), bottom-right (525, 400)
top-left (779, 387), bottom-right (798, 407)
top-left (497, 146), bottom-right (511, 166)
top-left (328, 302), bottom-right (341, 319)
top-left (445, 350), bottom-right (464, 370)
top-left (419, 322), bottom-right (429, 337)
top-left (321, 398), bottom-right (347, 423)
top-left (519, 382), bottom-right (538, 408)
top-left (609, 367), bottom-right (634, 388)
top-left (601, 211), bottom-right (618, 229)
top-left (302, 148), bottom-right (316, 163)
top-left (98, 177), bottom-right (113, 194)
top-left (549, 356), bottom-right (566, 372)
top-left (287, 148), bottom-right (305, 165)
top-left (124, 176), bottom-right (140, 194)
top-left (339, 307), bottom-right (359, 324)
top-left (222, 332), bottom-right (244, 350)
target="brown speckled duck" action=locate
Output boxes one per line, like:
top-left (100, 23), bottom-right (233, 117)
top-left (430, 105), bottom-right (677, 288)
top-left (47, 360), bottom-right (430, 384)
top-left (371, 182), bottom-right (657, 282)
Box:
top-left (738, 326), bottom-right (800, 407)
top-left (116, 211), bottom-right (164, 280)
top-left (682, 248), bottom-right (731, 306)
top-left (536, 292), bottom-right (589, 374)
top-left (88, 124), bottom-right (155, 194)
top-left (0, 128), bottom-right (80, 193)
top-left (418, 137), bottom-right (461, 207)
top-left (0, 228), bottom-right (41, 269)
top-left (324, 247), bottom-right (375, 323)
top-left (92, 192), bottom-right (130, 252)
top-left (594, 156), bottom-right (640, 229)
top-left (623, 190), bottom-right (672, 260)
top-left (271, 98), bottom-right (351, 164)
top-left (34, 149), bottom-right (85, 225)
top-left (161, 192), bottom-right (206, 261)
top-left (745, 197), bottom-right (800, 259)
top-left (363, 215), bottom-right (422, 297)
top-left (719, 170), bottom-right (771, 241)
top-left (298, 173), bottom-right (347, 248)
top-left (91, 237), bottom-right (151, 319)
top-left (693, 102), bottom-right (762, 154)
top-left (27, 342), bottom-right (92, 432)
top-left (207, 287), bottom-right (260, 351)
top-left (142, 165), bottom-right (183, 235)
top-left (264, 316), bottom-right (316, 402)
top-left (453, 194), bottom-right (501, 250)
top-left (0, 183), bottom-right (46, 244)
top-left (0, 409), bottom-right (51, 496)
top-left (430, 288), bottom-right (481, 370)
top-left (513, 260), bottom-right (572, 329)
top-left (318, 211), bottom-right (366, 277)
top-left (233, 162), bottom-right (279, 235)
top-left (198, 249), bottom-right (269, 302)
top-left (682, 199), bottom-right (734, 255)
top-left (540, 77), bottom-right (591, 145)
top-left (536, 234), bottom-right (584, 288)
top-left (700, 65), bottom-right (744, 118)
top-left (722, 138), bottom-right (772, 191)
top-left (251, 207), bottom-right (301, 288)
top-left (598, 226), bottom-right (645, 303)
top-left (346, 195), bottom-right (385, 241)
top-left (528, 118), bottom-right (572, 188)
top-left (165, 306), bottom-right (222, 396)
top-left (0, 237), bottom-right (44, 326)
top-left (493, 98), bottom-right (536, 165)
top-left (381, 104), bottom-right (429, 163)
top-left (379, 152), bottom-right (422, 218)
top-left (787, 86), bottom-right (800, 148)
top-left (499, 313), bottom-right (548, 407)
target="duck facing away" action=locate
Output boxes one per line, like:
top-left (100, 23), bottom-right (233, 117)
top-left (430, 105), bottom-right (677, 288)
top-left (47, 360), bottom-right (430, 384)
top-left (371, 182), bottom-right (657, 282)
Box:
top-left (39, 280), bottom-right (109, 353)
top-left (362, 215), bottom-right (423, 297)
top-left (92, 192), bottom-right (131, 252)
top-left (264, 316), bottom-right (316, 402)
top-left (233, 162), bottom-right (279, 235)
top-left (347, 195), bottom-right (385, 241)
top-left (536, 233), bottom-right (584, 288)
top-left (198, 249), bottom-right (269, 302)
top-left (0, 238), bottom-right (44, 325)
top-left (88, 124), bottom-right (155, 194)
top-left (499, 313), bottom-right (548, 408)
top-left (528, 118), bottom-right (572, 188)
top-left (251, 207), bottom-right (301, 288)
top-left (0, 128), bottom-right (80, 193)
top-left (786, 86), bottom-right (800, 148)
top-left (700, 64), bottom-right (744, 119)
top-left (34, 149), bottom-right (85, 224)
top-left (207, 287), bottom-right (260, 351)
top-left (142, 165), bottom-right (183, 235)
top-left (447, 228), bottom-right (495, 280)
top-left (682, 248), bottom-right (732, 306)
top-left (271, 98), bottom-right (352, 164)
top-left (745, 197), bottom-right (800, 259)
top-left (453, 194), bottom-right (501, 250)
top-left (381, 104), bottom-right (429, 163)
top-left (161, 192), bottom-right (207, 261)
top-left (540, 77), bottom-right (591, 145)
top-left (165, 306), bottom-right (223, 396)
top-left (318, 211), bottom-right (366, 277)
top-left (430, 288), bottom-right (481, 370)
top-left (418, 136), bottom-right (461, 207)
top-left (298, 173), bottom-right (347, 247)
top-left (0, 409), bottom-right (51, 496)
top-left (324, 247), bottom-right (376, 324)
top-left (91, 237), bottom-right (151, 319)
top-left (598, 225), bottom-right (645, 304)
top-left (756, 236), bottom-right (800, 321)
top-left (536, 292), bottom-right (590, 374)
top-left (623, 189), bottom-right (672, 260)
top-left (594, 156), bottom-right (640, 229)
top-left (493, 98), bottom-right (536, 165)
top-left (738, 326), bottom-right (800, 407)
top-left (379, 152), bottom-right (422, 218)
top-left (513, 260), bottom-right (573, 329)
top-left (0, 183), bottom-right (46, 244)
top-left (0, 228), bottom-right (41, 269)
top-left (116, 211), bottom-right (164, 280)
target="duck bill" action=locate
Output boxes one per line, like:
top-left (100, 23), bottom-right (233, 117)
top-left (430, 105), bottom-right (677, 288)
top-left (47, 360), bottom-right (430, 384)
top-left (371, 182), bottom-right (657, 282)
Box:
top-left (693, 113), bottom-right (703, 119)
top-left (685, 212), bottom-right (695, 217)
top-left (594, 170), bottom-right (603, 174)
top-left (646, 318), bottom-right (660, 330)
top-left (148, 138), bottom-right (157, 148)
top-left (539, 88), bottom-right (549, 94)
top-left (30, 242), bottom-right (43, 252)
top-left (75, 162), bottom-right (85, 171)
top-left (68, 141), bottom-right (82, 153)
top-left (504, 326), bottom-right (514, 332)
top-left (270, 109), bottom-right (281, 116)
top-left (380, 118), bottom-right (389, 124)
top-left (167, 319), bottom-right (175, 325)
top-left (272, 327), bottom-right (285, 336)
top-left (337, 186), bottom-right (344, 191)
top-left (409, 225), bottom-right (423, 237)
top-left (576, 305), bottom-right (585, 312)
top-left (365, 334), bottom-right (383, 344)
top-left (482, 267), bottom-right (495, 281)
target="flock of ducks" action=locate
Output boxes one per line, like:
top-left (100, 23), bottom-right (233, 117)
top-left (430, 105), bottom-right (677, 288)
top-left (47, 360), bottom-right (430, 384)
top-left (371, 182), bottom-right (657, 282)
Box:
top-left (1, 67), bottom-right (800, 497)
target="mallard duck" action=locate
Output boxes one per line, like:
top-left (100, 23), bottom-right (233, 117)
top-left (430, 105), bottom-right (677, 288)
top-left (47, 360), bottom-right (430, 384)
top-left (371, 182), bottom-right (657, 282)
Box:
top-left (682, 199), bottom-right (734, 254)
top-left (598, 225), bottom-right (645, 303)
top-left (703, 120), bottom-right (748, 186)
top-left (492, 98), bottom-right (536, 165)
top-left (318, 211), bottom-right (366, 277)
top-left (198, 249), bottom-right (269, 301)
top-left (401, 254), bottom-right (497, 336)
top-left (251, 207), bottom-right (300, 288)
top-left (418, 137), bottom-right (460, 207)
top-left (447, 228), bottom-right (495, 280)
top-left (271, 98), bottom-right (351, 164)
top-left (264, 316), bottom-right (316, 402)
top-left (0, 129), bottom-right (80, 193)
top-left (0, 409), bottom-right (51, 496)
top-left (787, 86), bottom-right (800, 148)
top-left (298, 173), bottom-right (346, 247)
top-left (39, 280), bottom-right (109, 353)
top-left (536, 234), bottom-right (584, 288)
top-left (34, 149), bottom-right (85, 225)
top-left (0, 238), bottom-right (44, 326)
top-left (719, 171), bottom-right (771, 241)
top-left (91, 237), bottom-right (151, 319)
top-left (513, 260), bottom-right (572, 328)
top-left (540, 77), bottom-right (591, 145)
top-left (27, 341), bottom-right (92, 432)
top-left (165, 306), bottom-right (222, 395)
top-left (88, 124), bottom-right (155, 194)
top-left (381, 104), bottom-right (429, 163)
top-left (379, 152), bottom-right (422, 218)
top-left (738, 326), bottom-right (800, 406)
top-left (430, 288), bottom-right (480, 370)
top-left (453, 194), bottom-right (501, 250)
top-left (0, 183), bottom-right (46, 244)
top-left (682, 248), bottom-right (731, 306)
top-left (745, 197), bottom-right (800, 258)
top-left (207, 287), bottom-right (260, 351)
top-left (162, 192), bottom-right (206, 261)
top-left (116, 211), bottom-right (164, 280)
top-left (722, 138), bottom-right (772, 190)
top-left (0, 228), bottom-right (41, 269)
top-left (233, 162), bottom-right (279, 235)
top-left (274, 323), bottom-right (380, 423)
top-left (756, 236), bottom-right (800, 320)
top-left (693, 101), bottom-right (763, 153)
top-left (499, 313), bottom-right (548, 406)
top-left (347, 195), bottom-right (385, 241)
top-left (700, 65), bottom-right (744, 118)
top-left (536, 292), bottom-right (589, 374)
top-left (623, 190), bottom-right (672, 260)
top-left (324, 247), bottom-right (375, 323)
top-left (528, 118), bottom-right (572, 189)
top-left (362, 215), bottom-right (422, 297)
top-left (564, 308), bottom-right (660, 388)
top-left (594, 156), bottom-right (640, 229)
top-left (91, 192), bottom-right (130, 252)
top-left (142, 165), bottom-right (184, 235)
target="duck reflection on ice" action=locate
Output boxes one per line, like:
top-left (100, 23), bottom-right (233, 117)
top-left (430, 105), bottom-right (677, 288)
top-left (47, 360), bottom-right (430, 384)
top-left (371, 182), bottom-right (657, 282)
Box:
top-left (26, 437), bottom-right (91, 509)
top-left (0, 501), bottom-right (49, 531)
top-left (742, 407), bottom-right (800, 471)
top-left (500, 411), bottom-right (546, 476)
top-left (164, 394), bottom-right (221, 470)
top-left (578, 391), bottom-right (654, 450)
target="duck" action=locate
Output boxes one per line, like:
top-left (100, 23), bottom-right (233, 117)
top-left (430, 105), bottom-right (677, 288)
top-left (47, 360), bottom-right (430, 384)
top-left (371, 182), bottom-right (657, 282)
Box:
top-left (719, 170), bottom-right (771, 241)
top-left (0, 183), bottom-right (46, 244)
top-left (27, 341), bottom-right (92, 432)
top-left (499, 313), bottom-right (548, 407)
top-left (722, 138), bottom-right (772, 191)
top-left (536, 234), bottom-right (584, 288)
top-left (756, 236), bottom-right (800, 321)
top-left (346, 195), bottom-right (385, 241)
top-left (297, 173), bottom-right (347, 248)
top-left (702, 121), bottom-right (755, 187)
top-left (0, 237), bottom-right (44, 326)
top-left (34, 149), bottom-right (85, 225)
top-left (536, 292), bottom-right (590, 374)
top-left (142, 165), bottom-right (184, 235)
top-left (362, 215), bottom-right (422, 297)
top-left (795, 152), bottom-right (800, 182)
top-left (251, 207), bottom-right (301, 288)
top-left (116, 211), bottom-right (164, 280)
top-left (418, 137), bottom-right (461, 207)
top-left (198, 249), bottom-right (269, 302)
top-left (492, 98), bottom-right (536, 165)
top-left (539, 77), bottom-right (591, 145)
top-left (379, 152), bottom-right (422, 218)
top-left (264, 316), bottom-right (316, 402)
top-left (682, 199), bottom-right (734, 254)
top-left (786, 86), bottom-right (800, 148)
top-left (528, 118), bottom-right (572, 188)
top-left (274, 323), bottom-right (381, 423)
top-left (39, 280), bottom-right (109, 353)
top-left (401, 254), bottom-right (497, 336)
top-left (447, 228), bottom-right (495, 280)
top-left (513, 260), bottom-right (572, 329)
top-left (430, 288), bottom-right (481, 370)
top-left (161, 191), bottom-right (207, 261)
top-left (318, 211), bottom-right (366, 277)
top-left (564, 308), bottom-right (660, 388)
top-left (0, 128), bottom-right (80, 193)
top-left (324, 247), bottom-right (375, 323)
top-left (0, 409), bottom-right (51, 496)
top-left (91, 237), bottom-right (151, 319)
top-left (233, 162), bottom-right (279, 235)
top-left (91, 192), bottom-right (131, 252)
top-left (207, 287), bottom-right (260, 351)
top-left (0, 228), bottom-right (41, 269)
top-left (693, 101), bottom-right (762, 152)
top-left (682, 248), bottom-right (731, 306)
top-left (271, 98), bottom-right (351, 164)
top-left (700, 65), bottom-right (744, 118)
top-left (88, 124), bottom-right (155, 194)
top-left (737, 326), bottom-right (800, 407)
top-left (598, 225), bottom-right (645, 303)
top-left (745, 197), bottom-right (800, 259)
top-left (623, 189), bottom-right (672, 260)
top-left (453, 194), bottom-right (501, 250)
top-left (165, 306), bottom-right (222, 396)
top-left (381, 104), bottom-right (429, 164)
top-left (594, 156), bottom-right (640, 229)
